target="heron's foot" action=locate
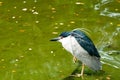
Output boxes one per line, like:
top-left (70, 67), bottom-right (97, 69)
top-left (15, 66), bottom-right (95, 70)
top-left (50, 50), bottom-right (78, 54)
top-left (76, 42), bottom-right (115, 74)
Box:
top-left (70, 73), bottom-right (84, 79)
top-left (76, 73), bottom-right (83, 77)
top-left (76, 73), bottom-right (84, 79)
top-left (73, 56), bottom-right (77, 63)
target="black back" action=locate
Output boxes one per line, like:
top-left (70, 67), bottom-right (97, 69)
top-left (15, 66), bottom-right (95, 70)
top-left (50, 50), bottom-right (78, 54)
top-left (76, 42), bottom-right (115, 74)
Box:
top-left (71, 30), bottom-right (100, 58)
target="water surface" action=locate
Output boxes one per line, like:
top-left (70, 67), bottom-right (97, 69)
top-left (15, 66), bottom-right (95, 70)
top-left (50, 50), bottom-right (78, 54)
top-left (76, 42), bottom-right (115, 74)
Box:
top-left (0, 0), bottom-right (120, 80)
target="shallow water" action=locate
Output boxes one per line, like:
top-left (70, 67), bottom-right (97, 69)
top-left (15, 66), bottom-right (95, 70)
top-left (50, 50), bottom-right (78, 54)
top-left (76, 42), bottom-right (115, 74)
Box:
top-left (0, 0), bottom-right (120, 80)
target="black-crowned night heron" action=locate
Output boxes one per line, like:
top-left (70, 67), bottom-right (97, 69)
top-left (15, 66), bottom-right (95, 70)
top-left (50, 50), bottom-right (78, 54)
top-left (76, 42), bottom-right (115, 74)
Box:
top-left (50, 29), bottom-right (102, 78)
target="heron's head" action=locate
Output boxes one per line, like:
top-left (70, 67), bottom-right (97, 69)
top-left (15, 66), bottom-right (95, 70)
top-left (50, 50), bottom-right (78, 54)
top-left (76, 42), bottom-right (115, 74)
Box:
top-left (50, 32), bottom-right (71, 42)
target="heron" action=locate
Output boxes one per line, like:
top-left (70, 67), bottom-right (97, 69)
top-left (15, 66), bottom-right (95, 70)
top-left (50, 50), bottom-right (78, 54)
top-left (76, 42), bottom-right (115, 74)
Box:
top-left (50, 29), bottom-right (102, 78)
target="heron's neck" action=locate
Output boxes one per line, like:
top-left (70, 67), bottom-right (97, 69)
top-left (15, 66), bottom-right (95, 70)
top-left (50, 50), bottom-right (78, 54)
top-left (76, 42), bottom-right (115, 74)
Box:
top-left (59, 36), bottom-right (75, 54)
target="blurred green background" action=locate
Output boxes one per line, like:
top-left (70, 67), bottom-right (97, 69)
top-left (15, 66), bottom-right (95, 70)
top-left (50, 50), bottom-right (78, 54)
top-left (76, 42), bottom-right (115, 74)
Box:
top-left (0, 0), bottom-right (120, 80)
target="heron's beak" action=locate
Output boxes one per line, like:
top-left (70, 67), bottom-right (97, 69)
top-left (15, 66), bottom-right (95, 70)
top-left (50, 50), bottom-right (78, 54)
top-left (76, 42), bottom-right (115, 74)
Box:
top-left (50, 37), bottom-right (61, 41)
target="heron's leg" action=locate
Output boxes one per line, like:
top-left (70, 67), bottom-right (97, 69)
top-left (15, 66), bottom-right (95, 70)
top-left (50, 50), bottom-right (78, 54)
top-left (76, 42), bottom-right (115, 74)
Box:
top-left (73, 56), bottom-right (77, 63)
top-left (80, 64), bottom-right (85, 78)
top-left (76, 63), bottom-right (85, 79)
top-left (70, 63), bottom-right (85, 79)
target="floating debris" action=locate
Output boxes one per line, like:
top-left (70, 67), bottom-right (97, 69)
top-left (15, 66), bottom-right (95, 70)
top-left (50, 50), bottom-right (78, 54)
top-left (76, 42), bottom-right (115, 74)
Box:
top-left (117, 24), bottom-right (120, 26)
top-left (75, 2), bottom-right (84, 5)
top-left (54, 26), bottom-right (58, 29)
top-left (57, 63), bottom-right (60, 66)
top-left (53, 54), bottom-right (55, 56)
top-left (33, 11), bottom-right (39, 14)
top-left (59, 70), bottom-right (62, 73)
top-left (1, 59), bottom-right (4, 61)
top-left (7, 10), bottom-right (10, 12)
top-left (59, 22), bottom-right (64, 25)
top-left (106, 76), bottom-right (111, 80)
top-left (33, 6), bottom-right (36, 9)
top-left (19, 29), bottom-right (25, 32)
top-left (0, 2), bottom-right (3, 6)
top-left (51, 16), bottom-right (54, 19)
top-left (67, 24), bottom-right (71, 27)
top-left (52, 32), bottom-right (58, 34)
top-left (12, 70), bottom-right (16, 73)
top-left (14, 63), bottom-right (18, 67)
top-left (20, 55), bottom-right (24, 58)
top-left (28, 48), bottom-right (32, 51)
top-left (35, 21), bottom-right (39, 23)
top-left (10, 59), bottom-right (19, 64)
top-left (51, 51), bottom-right (54, 53)
top-left (70, 21), bottom-right (75, 24)
top-left (19, 16), bottom-right (22, 18)
top-left (110, 22), bottom-right (113, 25)
top-left (15, 21), bottom-right (18, 23)
top-left (31, 9), bottom-right (35, 12)
top-left (22, 8), bottom-right (27, 11)
top-left (15, 59), bottom-right (19, 62)
top-left (12, 16), bottom-right (16, 19)
top-left (55, 23), bottom-right (58, 25)
top-left (14, 6), bottom-right (17, 9)
top-left (51, 7), bottom-right (56, 10)
top-left (74, 13), bottom-right (79, 16)
top-left (51, 7), bottom-right (56, 13)
top-left (23, 1), bottom-right (26, 3)
top-left (34, 0), bottom-right (37, 3)
top-left (115, 8), bottom-right (118, 11)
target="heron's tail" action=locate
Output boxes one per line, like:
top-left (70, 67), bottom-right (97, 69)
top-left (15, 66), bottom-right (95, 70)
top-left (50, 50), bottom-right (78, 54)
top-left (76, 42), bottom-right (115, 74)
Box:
top-left (90, 57), bottom-right (102, 71)
top-left (84, 56), bottom-right (102, 71)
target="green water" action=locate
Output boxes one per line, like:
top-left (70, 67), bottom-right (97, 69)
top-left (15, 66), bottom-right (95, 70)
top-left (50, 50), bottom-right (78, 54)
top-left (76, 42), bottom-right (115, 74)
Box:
top-left (0, 0), bottom-right (120, 80)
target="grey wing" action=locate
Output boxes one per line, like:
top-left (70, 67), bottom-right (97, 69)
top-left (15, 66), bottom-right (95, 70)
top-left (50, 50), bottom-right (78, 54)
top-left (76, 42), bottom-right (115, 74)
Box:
top-left (71, 30), bottom-right (100, 58)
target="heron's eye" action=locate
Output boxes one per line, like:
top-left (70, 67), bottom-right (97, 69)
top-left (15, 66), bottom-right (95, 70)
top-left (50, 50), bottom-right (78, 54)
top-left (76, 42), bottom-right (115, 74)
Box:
top-left (61, 36), bottom-right (64, 39)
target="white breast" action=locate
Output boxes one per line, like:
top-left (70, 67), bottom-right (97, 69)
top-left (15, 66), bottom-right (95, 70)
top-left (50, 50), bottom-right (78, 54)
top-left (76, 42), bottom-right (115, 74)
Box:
top-left (58, 35), bottom-right (87, 56)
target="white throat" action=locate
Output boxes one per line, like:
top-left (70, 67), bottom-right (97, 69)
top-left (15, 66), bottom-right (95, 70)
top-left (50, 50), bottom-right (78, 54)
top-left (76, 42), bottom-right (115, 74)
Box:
top-left (58, 36), bottom-right (76, 54)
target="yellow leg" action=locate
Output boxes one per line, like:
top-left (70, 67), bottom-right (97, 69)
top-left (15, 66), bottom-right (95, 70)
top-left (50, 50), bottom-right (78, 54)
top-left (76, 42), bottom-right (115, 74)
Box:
top-left (73, 56), bottom-right (77, 63)
top-left (76, 64), bottom-right (84, 79)
top-left (81, 64), bottom-right (85, 75)
top-left (70, 64), bottom-right (85, 79)
top-left (81, 64), bottom-right (85, 79)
